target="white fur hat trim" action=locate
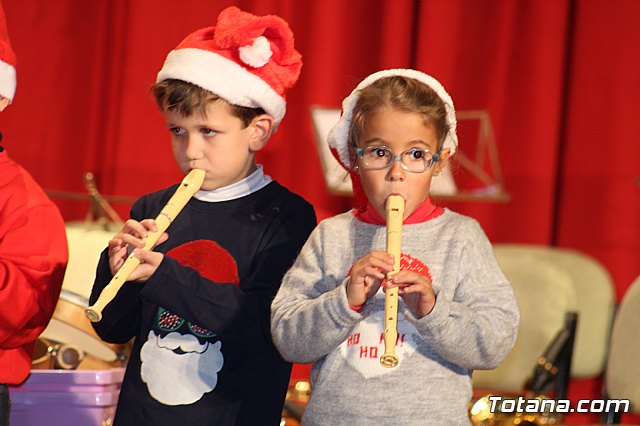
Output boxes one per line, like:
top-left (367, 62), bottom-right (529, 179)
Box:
top-left (0, 58), bottom-right (16, 102)
top-left (157, 47), bottom-right (286, 126)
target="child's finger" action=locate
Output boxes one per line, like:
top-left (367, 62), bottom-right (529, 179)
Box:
top-left (362, 266), bottom-right (386, 281)
top-left (123, 219), bottom-right (148, 238)
top-left (398, 285), bottom-right (422, 295)
top-left (118, 233), bottom-right (146, 248)
top-left (133, 249), bottom-right (150, 264)
top-left (390, 271), bottom-right (432, 286)
top-left (140, 218), bottom-right (158, 233)
top-left (107, 238), bottom-right (123, 250)
top-left (368, 251), bottom-right (394, 263)
top-left (366, 257), bottom-right (395, 274)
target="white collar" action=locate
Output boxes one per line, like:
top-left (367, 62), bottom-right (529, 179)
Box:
top-left (193, 165), bottom-right (272, 202)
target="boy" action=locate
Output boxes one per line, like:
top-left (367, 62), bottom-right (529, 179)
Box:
top-left (0, 1), bottom-right (68, 424)
top-left (89, 6), bottom-right (316, 425)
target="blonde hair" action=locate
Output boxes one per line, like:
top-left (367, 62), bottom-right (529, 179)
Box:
top-left (348, 76), bottom-right (450, 166)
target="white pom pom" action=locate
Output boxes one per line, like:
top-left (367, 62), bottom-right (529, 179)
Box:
top-left (239, 36), bottom-right (272, 68)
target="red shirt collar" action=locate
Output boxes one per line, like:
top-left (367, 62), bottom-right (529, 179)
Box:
top-left (353, 196), bottom-right (444, 225)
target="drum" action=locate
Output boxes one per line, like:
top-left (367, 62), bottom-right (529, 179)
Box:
top-left (32, 337), bottom-right (54, 369)
top-left (37, 290), bottom-right (131, 370)
top-left (33, 221), bottom-right (131, 370)
top-left (32, 337), bottom-right (86, 370)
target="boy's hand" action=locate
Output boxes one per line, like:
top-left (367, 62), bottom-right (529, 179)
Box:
top-left (386, 271), bottom-right (436, 318)
top-left (347, 251), bottom-right (394, 309)
top-left (107, 218), bottom-right (169, 282)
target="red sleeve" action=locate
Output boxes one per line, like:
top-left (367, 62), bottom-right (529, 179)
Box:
top-left (0, 164), bottom-right (68, 347)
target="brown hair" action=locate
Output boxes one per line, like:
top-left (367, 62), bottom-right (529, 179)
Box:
top-left (152, 79), bottom-right (265, 127)
top-left (348, 76), bottom-right (450, 166)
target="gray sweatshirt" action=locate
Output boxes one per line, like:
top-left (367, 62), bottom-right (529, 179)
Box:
top-left (271, 209), bottom-right (519, 425)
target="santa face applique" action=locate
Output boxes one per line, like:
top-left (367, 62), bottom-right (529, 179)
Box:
top-left (140, 239), bottom-right (240, 406)
top-left (339, 253), bottom-right (431, 378)
top-left (141, 308), bottom-right (223, 405)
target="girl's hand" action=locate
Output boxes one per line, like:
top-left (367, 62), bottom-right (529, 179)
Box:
top-left (347, 251), bottom-right (394, 309)
top-left (386, 270), bottom-right (436, 318)
top-left (107, 218), bottom-right (169, 282)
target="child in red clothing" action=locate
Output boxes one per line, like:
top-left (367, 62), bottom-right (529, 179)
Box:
top-left (0, 2), bottom-right (69, 424)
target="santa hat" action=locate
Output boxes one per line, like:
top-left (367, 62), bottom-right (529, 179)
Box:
top-left (157, 6), bottom-right (302, 128)
top-left (327, 69), bottom-right (459, 210)
top-left (0, 0), bottom-right (17, 107)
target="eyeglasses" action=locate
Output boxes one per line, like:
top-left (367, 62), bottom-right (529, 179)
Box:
top-left (353, 145), bottom-right (441, 173)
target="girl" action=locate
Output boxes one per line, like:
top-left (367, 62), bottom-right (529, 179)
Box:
top-left (271, 69), bottom-right (519, 425)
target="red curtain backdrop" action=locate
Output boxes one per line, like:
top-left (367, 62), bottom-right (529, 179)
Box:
top-left (2, 1), bottom-right (638, 423)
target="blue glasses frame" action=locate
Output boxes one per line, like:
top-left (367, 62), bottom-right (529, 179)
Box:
top-left (353, 145), bottom-right (441, 173)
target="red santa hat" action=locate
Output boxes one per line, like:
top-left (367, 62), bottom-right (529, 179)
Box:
top-left (157, 6), bottom-right (302, 128)
top-left (0, 0), bottom-right (16, 108)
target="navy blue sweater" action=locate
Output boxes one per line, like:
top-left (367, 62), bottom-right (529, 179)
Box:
top-left (90, 181), bottom-right (316, 425)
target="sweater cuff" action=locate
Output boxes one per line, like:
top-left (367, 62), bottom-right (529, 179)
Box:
top-left (403, 291), bottom-right (449, 331)
top-left (334, 277), bottom-right (367, 321)
top-left (139, 255), bottom-right (173, 302)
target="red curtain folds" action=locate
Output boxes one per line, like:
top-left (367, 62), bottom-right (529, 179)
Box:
top-left (2, 1), bottom-right (638, 422)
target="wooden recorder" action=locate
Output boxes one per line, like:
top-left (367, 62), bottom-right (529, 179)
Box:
top-left (380, 194), bottom-right (405, 368)
top-left (84, 169), bottom-right (206, 323)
